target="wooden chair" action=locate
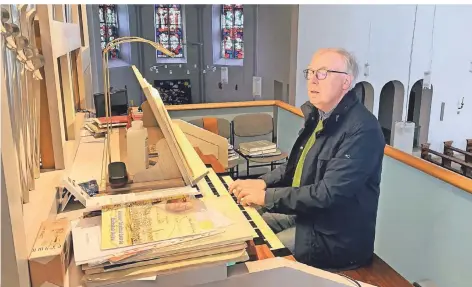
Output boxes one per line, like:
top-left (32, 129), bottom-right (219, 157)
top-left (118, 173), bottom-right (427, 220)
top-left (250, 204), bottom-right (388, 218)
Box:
top-left (188, 117), bottom-right (244, 177)
top-left (231, 113), bottom-right (288, 177)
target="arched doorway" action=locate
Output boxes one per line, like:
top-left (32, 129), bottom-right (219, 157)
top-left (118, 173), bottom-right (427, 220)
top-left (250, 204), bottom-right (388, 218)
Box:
top-left (407, 80), bottom-right (433, 148)
top-left (378, 80), bottom-right (405, 145)
top-left (353, 82), bottom-right (365, 103)
top-left (353, 82), bottom-right (374, 113)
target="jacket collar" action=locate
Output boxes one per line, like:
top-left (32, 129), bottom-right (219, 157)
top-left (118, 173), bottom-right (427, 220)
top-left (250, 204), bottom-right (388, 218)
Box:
top-left (300, 89), bottom-right (359, 128)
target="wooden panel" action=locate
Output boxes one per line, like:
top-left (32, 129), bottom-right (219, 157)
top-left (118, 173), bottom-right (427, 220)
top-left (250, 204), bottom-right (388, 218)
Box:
top-left (80, 46), bottom-right (90, 71)
top-left (1, 70), bottom-right (30, 287)
top-left (78, 4), bottom-right (89, 47)
top-left (52, 4), bottom-right (64, 22)
top-left (172, 123), bottom-right (209, 183)
top-left (35, 16), bottom-right (56, 169)
top-left (191, 139), bottom-right (220, 159)
top-left (75, 47), bottom-right (88, 109)
top-left (83, 63), bottom-right (93, 110)
top-left (71, 49), bottom-right (81, 110)
top-left (39, 66), bottom-right (56, 168)
top-left (51, 21), bottom-right (81, 57)
top-left (71, 4), bottom-right (79, 24)
top-left (174, 119), bottom-right (228, 168)
top-left (37, 5), bottom-right (66, 168)
top-left (132, 65), bottom-right (194, 185)
top-left (195, 148), bottom-right (226, 174)
top-left (117, 127), bottom-right (182, 183)
top-left (340, 255), bottom-right (412, 287)
top-left (58, 53), bottom-right (76, 140)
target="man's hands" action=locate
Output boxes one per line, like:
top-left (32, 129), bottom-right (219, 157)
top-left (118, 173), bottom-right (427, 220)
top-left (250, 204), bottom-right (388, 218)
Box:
top-left (228, 179), bottom-right (267, 207)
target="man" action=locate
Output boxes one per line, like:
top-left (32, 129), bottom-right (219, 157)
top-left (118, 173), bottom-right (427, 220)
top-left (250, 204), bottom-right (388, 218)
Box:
top-left (229, 48), bottom-right (385, 271)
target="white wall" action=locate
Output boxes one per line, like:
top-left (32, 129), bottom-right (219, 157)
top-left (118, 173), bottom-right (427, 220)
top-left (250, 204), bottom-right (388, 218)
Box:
top-left (296, 5), bottom-right (472, 151)
top-left (427, 6), bottom-right (472, 151)
top-left (256, 5), bottom-right (292, 102)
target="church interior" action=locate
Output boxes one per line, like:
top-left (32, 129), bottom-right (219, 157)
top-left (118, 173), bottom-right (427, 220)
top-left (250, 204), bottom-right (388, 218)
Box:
top-left (1, 4), bottom-right (471, 287)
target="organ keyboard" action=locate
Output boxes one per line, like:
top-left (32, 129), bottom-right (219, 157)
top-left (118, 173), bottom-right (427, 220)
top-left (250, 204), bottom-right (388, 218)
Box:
top-left (195, 168), bottom-right (293, 260)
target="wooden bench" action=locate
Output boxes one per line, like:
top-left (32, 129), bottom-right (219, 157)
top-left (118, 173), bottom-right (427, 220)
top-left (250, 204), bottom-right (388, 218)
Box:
top-left (467, 139), bottom-right (472, 153)
top-left (421, 143), bottom-right (472, 178)
top-left (443, 141), bottom-right (472, 163)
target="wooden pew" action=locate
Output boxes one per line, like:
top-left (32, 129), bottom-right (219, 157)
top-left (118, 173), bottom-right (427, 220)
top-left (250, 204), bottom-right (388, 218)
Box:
top-left (421, 143), bottom-right (472, 178)
top-left (443, 141), bottom-right (472, 178)
top-left (467, 139), bottom-right (472, 153)
top-left (443, 141), bottom-right (472, 163)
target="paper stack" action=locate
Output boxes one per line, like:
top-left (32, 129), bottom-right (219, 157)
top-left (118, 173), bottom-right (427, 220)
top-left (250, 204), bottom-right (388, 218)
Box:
top-left (228, 141), bottom-right (240, 161)
top-left (71, 195), bottom-right (253, 286)
top-left (239, 140), bottom-right (282, 157)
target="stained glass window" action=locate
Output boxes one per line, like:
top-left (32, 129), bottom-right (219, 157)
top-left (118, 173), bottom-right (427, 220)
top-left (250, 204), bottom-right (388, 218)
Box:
top-left (221, 5), bottom-right (244, 59)
top-left (155, 5), bottom-right (184, 58)
top-left (99, 4), bottom-right (119, 59)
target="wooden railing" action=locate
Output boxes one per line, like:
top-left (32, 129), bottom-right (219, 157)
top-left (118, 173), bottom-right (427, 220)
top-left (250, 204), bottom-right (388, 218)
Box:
top-left (164, 100), bottom-right (472, 194)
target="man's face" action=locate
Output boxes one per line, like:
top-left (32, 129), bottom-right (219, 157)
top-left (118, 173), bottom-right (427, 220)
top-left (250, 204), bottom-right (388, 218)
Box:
top-left (306, 51), bottom-right (351, 112)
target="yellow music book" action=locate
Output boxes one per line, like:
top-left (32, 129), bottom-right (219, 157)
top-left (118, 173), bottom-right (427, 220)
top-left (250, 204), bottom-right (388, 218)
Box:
top-left (101, 197), bottom-right (231, 250)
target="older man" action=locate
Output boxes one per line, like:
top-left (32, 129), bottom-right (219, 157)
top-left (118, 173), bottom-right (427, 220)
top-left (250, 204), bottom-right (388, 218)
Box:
top-left (229, 48), bottom-right (385, 271)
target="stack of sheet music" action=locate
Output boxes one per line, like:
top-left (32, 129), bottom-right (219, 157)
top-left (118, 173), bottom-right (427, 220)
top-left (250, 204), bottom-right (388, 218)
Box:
top-left (239, 140), bottom-right (282, 157)
top-left (71, 195), bottom-right (253, 286)
top-left (228, 141), bottom-right (240, 161)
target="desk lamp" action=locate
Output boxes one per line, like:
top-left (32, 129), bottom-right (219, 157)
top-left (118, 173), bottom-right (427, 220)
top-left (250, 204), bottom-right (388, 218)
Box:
top-left (101, 36), bottom-right (174, 188)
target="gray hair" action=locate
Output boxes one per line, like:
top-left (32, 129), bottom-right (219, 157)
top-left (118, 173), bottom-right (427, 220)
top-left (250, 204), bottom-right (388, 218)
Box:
top-left (317, 48), bottom-right (359, 88)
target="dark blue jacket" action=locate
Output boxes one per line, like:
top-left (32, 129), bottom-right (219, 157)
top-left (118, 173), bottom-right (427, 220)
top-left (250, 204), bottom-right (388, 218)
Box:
top-left (261, 90), bottom-right (385, 270)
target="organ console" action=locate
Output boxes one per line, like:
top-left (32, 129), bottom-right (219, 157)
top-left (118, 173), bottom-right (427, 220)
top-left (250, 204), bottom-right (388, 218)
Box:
top-left (15, 63), bottom-right (414, 287)
top-left (195, 168), bottom-right (292, 258)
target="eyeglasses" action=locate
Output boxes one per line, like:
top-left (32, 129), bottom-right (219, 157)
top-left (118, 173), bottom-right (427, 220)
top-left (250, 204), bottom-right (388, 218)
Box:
top-left (303, 68), bottom-right (348, 80)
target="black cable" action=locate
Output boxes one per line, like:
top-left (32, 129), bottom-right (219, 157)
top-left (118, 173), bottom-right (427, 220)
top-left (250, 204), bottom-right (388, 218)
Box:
top-left (337, 273), bottom-right (362, 287)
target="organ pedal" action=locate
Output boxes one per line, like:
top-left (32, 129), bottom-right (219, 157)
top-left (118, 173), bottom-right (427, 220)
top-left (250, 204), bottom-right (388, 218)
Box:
top-left (195, 168), bottom-right (292, 258)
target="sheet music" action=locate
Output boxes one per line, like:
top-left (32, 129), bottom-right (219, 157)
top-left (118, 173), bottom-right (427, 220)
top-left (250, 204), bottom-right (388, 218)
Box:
top-left (101, 198), bottom-right (232, 250)
top-left (72, 216), bottom-right (224, 266)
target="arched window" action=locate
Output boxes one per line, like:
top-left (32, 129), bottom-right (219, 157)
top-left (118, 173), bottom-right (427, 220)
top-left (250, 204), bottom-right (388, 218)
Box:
top-left (221, 5), bottom-right (244, 59)
top-left (99, 4), bottom-right (119, 59)
top-left (155, 4), bottom-right (184, 59)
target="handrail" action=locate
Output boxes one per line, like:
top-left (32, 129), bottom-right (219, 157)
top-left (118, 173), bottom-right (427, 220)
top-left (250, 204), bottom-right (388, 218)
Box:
top-left (164, 100), bottom-right (472, 194)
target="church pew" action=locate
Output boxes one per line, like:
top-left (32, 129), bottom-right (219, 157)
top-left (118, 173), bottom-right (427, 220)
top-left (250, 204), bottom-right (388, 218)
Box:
top-left (443, 141), bottom-right (472, 178)
top-left (443, 141), bottom-right (472, 164)
top-left (467, 139), bottom-right (472, 153)
top-left (421, 143), bottom-right (472, 178)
